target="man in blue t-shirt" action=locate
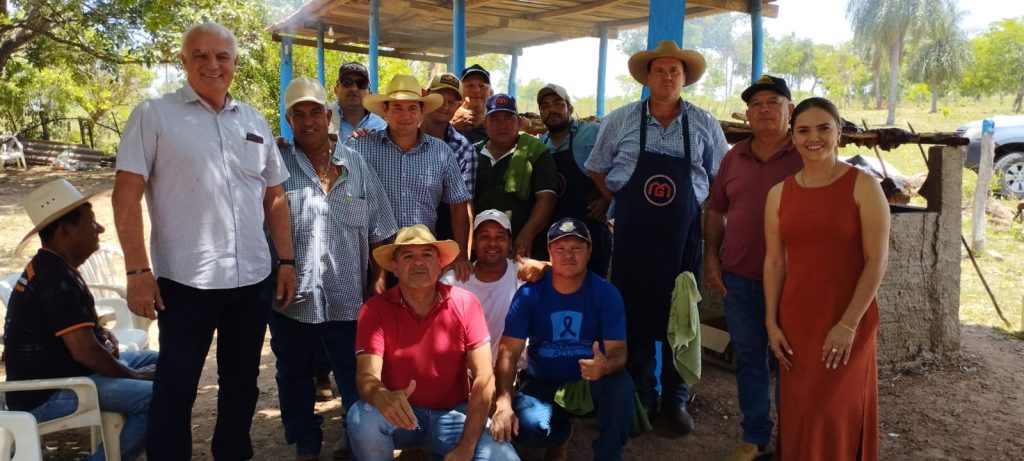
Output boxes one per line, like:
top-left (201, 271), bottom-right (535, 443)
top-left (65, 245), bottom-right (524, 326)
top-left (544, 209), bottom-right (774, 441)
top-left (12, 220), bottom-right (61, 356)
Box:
top-left (490, 218), bottom-right (635, 461)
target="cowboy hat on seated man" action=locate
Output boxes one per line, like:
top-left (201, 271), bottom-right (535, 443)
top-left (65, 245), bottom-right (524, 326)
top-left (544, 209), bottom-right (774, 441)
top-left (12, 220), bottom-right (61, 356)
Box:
top-left (7, 179), bottom-right (159, 461)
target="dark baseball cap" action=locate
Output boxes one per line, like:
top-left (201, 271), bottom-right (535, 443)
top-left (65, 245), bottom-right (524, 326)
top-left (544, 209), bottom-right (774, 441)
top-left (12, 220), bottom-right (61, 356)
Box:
top-left (741, 75), bottom-right (791, 103)
top-left (461, 64), bottom-right (490, 83)
top-left (485, 93), bottom-right (517, 116)
top-left (547, 217), bottom-right (591, 245)
top-left (338, 62), bottom-right (369, 80)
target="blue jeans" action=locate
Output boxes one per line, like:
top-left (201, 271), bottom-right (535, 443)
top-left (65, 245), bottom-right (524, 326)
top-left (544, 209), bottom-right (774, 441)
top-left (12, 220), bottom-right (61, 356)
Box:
top-left (346, 400), bottom-right (520, 461)
top-left (513, 372), bottom-right (635, 461)
top-left (147, 277), bottom-right (272, 461)
top-left (29, 350), bottom-right (159, 461)
top-left (722, 271), bottom-right (773, 446)
top-left (268, 311), bottom-right (358, 455)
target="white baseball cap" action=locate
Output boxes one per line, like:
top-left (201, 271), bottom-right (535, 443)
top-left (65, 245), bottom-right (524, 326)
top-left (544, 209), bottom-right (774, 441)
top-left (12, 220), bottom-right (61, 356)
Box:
top-left (473, 209), bottom-right (511, 232)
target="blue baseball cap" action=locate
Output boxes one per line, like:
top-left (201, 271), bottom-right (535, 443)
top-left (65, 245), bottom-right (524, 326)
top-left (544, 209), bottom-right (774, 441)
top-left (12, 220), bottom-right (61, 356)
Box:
top-left (547, 217), bottom-right (591, 244)
top-left (485, 93), bottom-right (518, 117)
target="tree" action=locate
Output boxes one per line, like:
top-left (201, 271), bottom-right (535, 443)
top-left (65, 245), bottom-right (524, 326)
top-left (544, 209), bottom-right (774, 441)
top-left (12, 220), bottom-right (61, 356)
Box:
top-left (765, 34), bottom-right (815, 91)
top-left (905, 1), bottom-right (970, 113)
top-left (847, 0), bottom-right (953, 125)
top-left (963, 18), bottom-right (1024, 112)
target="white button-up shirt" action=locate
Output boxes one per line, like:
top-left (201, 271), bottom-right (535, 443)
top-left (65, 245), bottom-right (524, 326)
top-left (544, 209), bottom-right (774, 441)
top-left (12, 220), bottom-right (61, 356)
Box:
top-left (116, 83), bottom-right (289, 290)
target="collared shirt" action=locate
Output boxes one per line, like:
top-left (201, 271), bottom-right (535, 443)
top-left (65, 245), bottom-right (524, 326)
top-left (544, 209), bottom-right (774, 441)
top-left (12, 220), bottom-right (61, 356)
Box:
top-left (345, 130), bottom-right (471, 231)
top-left (327, 102), bottom-right (387, 141)
top-left (540, 119), bottom-right (601, 175)
top-left (706, 137), bottom-right (803, 280)
top-left (116, 83), bottom-right (288, 289)
top-left (475, 141), bottom-right (557, 238)
top-left (278, 143), bottom-right (398, 323)
top-left (443, 123), bottom-right (478, 196)
top-left (585, 99), bottom-right (729, 203)
top-left (355, 282), bottom-right (490, 409)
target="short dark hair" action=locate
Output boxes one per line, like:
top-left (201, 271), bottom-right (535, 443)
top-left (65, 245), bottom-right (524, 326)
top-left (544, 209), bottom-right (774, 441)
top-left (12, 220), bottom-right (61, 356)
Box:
top-left (791, 97), bottom-right (842, 128)
top-left (38, 204), bottom-right (89, 243)
top-left (383, 100), bottom-right (424, 111)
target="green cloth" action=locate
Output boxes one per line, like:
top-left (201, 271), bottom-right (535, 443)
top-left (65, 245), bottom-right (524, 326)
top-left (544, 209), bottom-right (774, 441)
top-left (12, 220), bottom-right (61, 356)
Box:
top-left (503, 133), bottom-right (550, 202)
top-left (667, 271), bottom-right (702, 386)
top-left (473, 133), bottom-right (557, 239)
top-left (553, 379), bottom-right (653, 435)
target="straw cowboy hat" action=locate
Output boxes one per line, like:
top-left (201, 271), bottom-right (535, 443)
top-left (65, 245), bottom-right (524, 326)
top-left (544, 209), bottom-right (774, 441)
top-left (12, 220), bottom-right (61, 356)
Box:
top-left (627, 40), bottom-right (707, 87)
top-left (16, 179), bottom-right (106, 254)
top-left (372, 224), bottom-right (460, 273)
top-left (363, 75), bottom-right (443, 117)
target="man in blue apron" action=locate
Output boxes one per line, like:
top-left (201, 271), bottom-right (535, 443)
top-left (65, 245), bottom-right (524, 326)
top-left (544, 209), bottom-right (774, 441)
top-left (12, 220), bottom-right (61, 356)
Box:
top-left (537, 83), bottom-right (612, 278)
top-left (585, 40), bottom-right (729, 436)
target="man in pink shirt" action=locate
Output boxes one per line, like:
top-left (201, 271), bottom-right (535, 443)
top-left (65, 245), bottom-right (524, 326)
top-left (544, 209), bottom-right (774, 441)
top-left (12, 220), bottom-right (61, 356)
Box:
top-left (704, 76), bottom-right (802, 461)
top-left (347, 224), bottom-right (520, 461)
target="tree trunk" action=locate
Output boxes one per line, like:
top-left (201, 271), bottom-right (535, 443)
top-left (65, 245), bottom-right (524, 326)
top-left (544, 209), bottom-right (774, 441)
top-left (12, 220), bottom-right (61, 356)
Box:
top-left (1014, 70), bottom-right (1024, 113)
top-left (930, 87), bottom-right (939, 114)
top-left (41, 111), bottom-right (49, 140)
top-left (886, 37), bottom-right (902, 126)
top-left (874, 71), bottom-right (882, 110)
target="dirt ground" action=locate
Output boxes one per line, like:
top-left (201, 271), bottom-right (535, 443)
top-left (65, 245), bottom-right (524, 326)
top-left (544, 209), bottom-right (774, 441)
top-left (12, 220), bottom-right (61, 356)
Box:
top-left (1, 167), bottom-right (1022, 460)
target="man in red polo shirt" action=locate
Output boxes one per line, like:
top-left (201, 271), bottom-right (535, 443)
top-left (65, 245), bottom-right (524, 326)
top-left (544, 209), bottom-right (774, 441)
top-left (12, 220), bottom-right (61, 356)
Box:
top-left (347, 224), bottom-right (520, 461)
top-left (704, 75), bottom-right (802, 461)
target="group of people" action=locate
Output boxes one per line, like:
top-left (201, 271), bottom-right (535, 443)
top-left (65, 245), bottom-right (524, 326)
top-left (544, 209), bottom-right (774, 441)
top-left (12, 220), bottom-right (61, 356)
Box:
top-left (2, 20), bottom-right (890, 461)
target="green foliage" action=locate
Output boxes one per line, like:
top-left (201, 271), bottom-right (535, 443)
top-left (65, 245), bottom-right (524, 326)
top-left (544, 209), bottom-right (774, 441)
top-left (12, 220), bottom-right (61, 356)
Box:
top-left (765, 33), bottom-right (815, 90)
top-left (962, 18), bottom-right (1024, 112)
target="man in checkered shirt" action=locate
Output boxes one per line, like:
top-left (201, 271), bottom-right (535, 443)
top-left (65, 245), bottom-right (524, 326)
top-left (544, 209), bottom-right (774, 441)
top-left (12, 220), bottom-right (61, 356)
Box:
top-left (270, 77), bottom-right (398, 460)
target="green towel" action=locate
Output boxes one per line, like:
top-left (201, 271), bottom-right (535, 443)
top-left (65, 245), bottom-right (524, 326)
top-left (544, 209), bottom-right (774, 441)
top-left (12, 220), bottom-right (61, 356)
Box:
top-left (553, 379), bottom-right (652, 435)
top-left (667, 271), bottom-right (702, 386)
top-left (502, 133), bottom-right (549, 202)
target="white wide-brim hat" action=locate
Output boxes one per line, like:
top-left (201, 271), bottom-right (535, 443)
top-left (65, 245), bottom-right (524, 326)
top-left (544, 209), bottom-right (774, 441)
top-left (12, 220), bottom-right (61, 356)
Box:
top-left (16, 178), bottom-right (105, 254)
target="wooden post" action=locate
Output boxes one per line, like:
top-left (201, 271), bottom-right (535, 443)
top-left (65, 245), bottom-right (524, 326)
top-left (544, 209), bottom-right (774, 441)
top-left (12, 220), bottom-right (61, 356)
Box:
top-left (971, 119), bottom-right (995, 252)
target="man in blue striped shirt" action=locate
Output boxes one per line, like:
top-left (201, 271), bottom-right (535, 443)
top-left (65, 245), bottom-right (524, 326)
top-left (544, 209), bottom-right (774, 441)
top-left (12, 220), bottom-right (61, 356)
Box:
top-left (272, 77), bottom-right (398, 460)
top-left (346, 74), bottom-right (474, 281)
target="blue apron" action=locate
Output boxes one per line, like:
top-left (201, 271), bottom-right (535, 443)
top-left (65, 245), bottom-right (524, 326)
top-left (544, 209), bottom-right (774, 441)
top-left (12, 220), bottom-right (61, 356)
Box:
top-left (551, 130), bottom-right (613, 277)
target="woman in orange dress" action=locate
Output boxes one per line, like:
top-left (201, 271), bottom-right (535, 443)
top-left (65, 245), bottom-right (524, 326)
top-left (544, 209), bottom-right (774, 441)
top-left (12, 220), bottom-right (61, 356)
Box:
top-left (763, 97), bottom-right (890, 460)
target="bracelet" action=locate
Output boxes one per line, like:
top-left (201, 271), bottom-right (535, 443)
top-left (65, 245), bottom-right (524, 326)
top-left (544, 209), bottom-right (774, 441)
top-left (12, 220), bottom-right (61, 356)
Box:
top-left (126, 267), bottom-right (151, 276)
top-left (837, 322), bottom-right (857, 333)
top-left (278, 259), bottom-right (296, 266)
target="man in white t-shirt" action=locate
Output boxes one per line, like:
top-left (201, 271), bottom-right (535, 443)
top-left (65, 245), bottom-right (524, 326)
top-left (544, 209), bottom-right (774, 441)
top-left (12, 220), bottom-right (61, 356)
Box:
top-left (441, 209), bottom-right (523, 363)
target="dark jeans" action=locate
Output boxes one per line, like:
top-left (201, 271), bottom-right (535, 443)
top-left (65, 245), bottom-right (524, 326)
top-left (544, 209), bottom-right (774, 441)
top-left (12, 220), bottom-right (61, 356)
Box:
top-left (626, 335), bottom-right (691, 414)
top-left (722, 271), bottom-right (773, 446)
top-left (146, 276), bottom-right (272, 461)
top-left (513, 372), bottom-right (635, 461)
top-left (268, 312), bottom-right (358, 455)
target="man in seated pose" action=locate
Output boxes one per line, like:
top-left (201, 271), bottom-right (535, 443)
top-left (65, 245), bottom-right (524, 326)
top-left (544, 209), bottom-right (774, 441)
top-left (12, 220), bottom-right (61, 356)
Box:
top-left (490, 218), bottom-right (635, 461)
top-left (346, 225), bottom-right (520, 461)
top-left (6, 179), bottom-right (159, 461)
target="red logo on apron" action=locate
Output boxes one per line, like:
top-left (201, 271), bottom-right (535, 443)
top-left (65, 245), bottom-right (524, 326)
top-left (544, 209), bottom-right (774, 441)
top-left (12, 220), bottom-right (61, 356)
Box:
top-left (643, 175), bottom-right (676, 206)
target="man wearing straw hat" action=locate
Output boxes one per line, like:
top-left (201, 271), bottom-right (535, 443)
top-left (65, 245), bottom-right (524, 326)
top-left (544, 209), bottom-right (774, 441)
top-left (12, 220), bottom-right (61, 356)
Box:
top-left (6, 179), bottom-right (159, 461)
top-left (346, 74), bottom-right (473, 281)
top-left (346, 225), bottom-right (520, 461)
top-left (586, 39), bottom-right (729, 435)
top-left (271, 76), bottom-right (399, 460)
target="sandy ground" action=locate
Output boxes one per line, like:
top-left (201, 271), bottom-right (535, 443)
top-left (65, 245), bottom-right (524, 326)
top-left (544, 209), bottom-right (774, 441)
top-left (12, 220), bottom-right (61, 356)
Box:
top-left (1, 167), bottom-right (1022, 460)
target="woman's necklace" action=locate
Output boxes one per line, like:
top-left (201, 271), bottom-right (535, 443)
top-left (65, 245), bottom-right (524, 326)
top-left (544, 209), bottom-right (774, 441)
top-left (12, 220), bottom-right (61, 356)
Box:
top-left (799, 158), bottom-right (840, 187)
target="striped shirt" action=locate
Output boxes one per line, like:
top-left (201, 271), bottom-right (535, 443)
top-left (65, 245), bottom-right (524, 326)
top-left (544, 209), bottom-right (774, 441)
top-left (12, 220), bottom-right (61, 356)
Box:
top-left (585, 99), bottom-right (728, 203)
top-left (443, 123), bottom-right (478, 195)
top-left (345, 130), bottom-right (471, 231)
top-left (116, 83), bottom-right (288, 289)
top-left (278, 143), bottom-right (398, 323)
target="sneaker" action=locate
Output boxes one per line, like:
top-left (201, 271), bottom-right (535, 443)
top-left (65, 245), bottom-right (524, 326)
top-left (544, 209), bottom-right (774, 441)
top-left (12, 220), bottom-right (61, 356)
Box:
top-left (724, 442), bottom-right (772, 461)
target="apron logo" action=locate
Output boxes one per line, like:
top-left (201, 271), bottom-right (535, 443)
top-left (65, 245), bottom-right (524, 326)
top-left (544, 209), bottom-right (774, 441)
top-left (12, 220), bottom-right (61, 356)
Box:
top-left (555, 173), bottom-right (567, 197)
top-left (644, 175), bottom-right (676, 206)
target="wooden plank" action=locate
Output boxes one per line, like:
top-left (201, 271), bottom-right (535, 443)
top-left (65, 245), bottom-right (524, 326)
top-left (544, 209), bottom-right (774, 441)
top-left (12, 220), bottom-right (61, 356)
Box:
top-left (521, 0), bottom-right (628, 20)
top-left (273, 34), bottom-right (452, 63)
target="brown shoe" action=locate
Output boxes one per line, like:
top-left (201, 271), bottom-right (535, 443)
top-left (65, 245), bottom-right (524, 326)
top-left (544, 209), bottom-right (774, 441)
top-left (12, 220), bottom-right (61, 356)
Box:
top-left (724, 442), bottom-right (772, 461)
top-left (315, 373), bottom-right (336, 402)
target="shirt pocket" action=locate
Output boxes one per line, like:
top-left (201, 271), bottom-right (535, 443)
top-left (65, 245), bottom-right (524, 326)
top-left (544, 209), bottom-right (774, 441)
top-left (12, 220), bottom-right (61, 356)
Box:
top-left (335, 195), bottom-right (369, 229)
top-left (239, 137), bottom-right (268, 177)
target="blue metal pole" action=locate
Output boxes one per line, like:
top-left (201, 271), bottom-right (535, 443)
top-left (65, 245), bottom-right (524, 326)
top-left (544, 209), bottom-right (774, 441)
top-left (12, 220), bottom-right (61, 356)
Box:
top-left (317, 23), bottom-right (326, 87)
top-left (750, 0), bottom-right (764, 82)
top-left (644, 0), bottom-right (687, 99)
top-left (452, 0), bottom-right (466, 76)
top-left (279, 37), bottom-right (294, 141)
top-left (597, 26), bottom-right (608, 117)
top-left (369, 0), bottom-right (380, 92)
top-left (508, 52), bottom-right (518, 98)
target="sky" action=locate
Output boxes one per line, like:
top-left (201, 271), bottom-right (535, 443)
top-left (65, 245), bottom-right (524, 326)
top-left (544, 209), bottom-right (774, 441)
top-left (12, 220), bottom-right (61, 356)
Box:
top-left (508, 0), bottom-right (1024, 100)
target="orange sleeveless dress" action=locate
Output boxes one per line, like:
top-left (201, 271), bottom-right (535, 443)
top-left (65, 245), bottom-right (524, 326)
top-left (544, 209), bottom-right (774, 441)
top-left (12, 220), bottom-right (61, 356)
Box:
top-left (776, 167), bottom-right (879, 461)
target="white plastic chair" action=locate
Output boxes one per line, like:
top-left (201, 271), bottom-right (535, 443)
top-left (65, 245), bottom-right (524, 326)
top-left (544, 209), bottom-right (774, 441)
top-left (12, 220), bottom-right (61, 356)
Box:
top-left (93, 298), bottom-right (149, 352)
top-left (1, 273), bottom-right (116, 333)
top-left (0, 377), bottom-right (122, 461)
top-left (0, 411), bottom-right (42, 461)
top-left (80, 244), bottom-right (151, 331)
top-left (0, 135), bottom-right (26, 170)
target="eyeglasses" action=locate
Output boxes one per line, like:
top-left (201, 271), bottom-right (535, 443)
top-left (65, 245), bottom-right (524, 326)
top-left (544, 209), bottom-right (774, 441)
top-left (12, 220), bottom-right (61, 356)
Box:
top-left (339, 77), bottom-right (369, 90)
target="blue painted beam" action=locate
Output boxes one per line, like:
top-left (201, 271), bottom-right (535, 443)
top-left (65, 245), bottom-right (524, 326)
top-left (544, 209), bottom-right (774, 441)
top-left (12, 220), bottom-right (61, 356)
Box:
top-left (508, 52), bottom-right (518, 98)
top-left (279, 37), bottom-right (294, 141)
top-left (597, 25), bottom-right (608, 117)
top-left (369, 0), bottom-right (380, 92)
top-left (452, 0), bottom-right (466, 75)
top-left (317, 23), bottom-right (326, 87)
top-left (643, 0), bottom-right (687, 100)
top-left (750, 0), bottom-right (764, 82)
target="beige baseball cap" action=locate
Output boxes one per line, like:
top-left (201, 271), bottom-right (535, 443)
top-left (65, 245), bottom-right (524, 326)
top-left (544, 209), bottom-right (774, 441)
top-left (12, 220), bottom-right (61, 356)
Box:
top-left (284, 77), bottom-right (327, 113)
